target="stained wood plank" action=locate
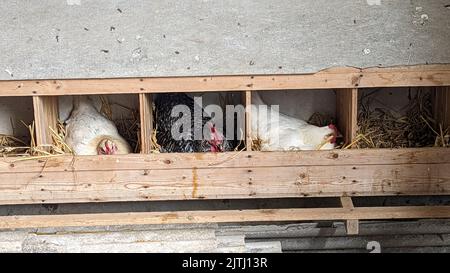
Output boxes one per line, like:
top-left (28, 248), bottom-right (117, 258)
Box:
top-left (32, 96), bottom-right (59, 147)
top-left (1, 65), bottom-right (450, 97)
top-left (336, 88), bottom-right (358, 144)
top-left (340, 197), bottom-right (359, 235)
top-left (0, 163), bottom-right (449, 204)
top-left (1, 206), bottom-right (449, 229)
top-left (434, 86), bottom-right (450, 131)
top-left (244, 91), bottom-right (252, 151)
top-left (139, 93), bottom-right (153, 154)
top-left (0, 148), bottom-right (448, 174)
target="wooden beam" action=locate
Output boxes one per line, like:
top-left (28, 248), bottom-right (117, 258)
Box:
top-left (244, 91), bottom-right (252, 151)
top-left (0, 162), bottom-right (449, 205)
top-left (336, 88), bottom-right (358, 144)
top-left (32, 96), bottom-right (59, 147)
top-left (340, 197), bottom-right (359, 235)
top-left (1, 206), bottom-right (449, 229)
top-left (1, 65), bottom-right (450, 97)
top-left (139, 93), bottom-right (153, 153)
top-left (434, 86), bottom-right (450, 132)
top-left (1, 148), bottom-right (449, 173)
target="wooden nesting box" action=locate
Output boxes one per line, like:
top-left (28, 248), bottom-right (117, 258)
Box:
top-left (0, 64), bottom-right (449, 233)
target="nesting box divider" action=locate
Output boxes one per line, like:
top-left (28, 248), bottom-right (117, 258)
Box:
top-left (32, 96), bottom-right (59, 148)
top-left (0, 65), bottom-right (449, 229)
top-left (336, 88), bottom-right (358, 145)
top-left (434, 86), bottom-right (450, 130)
top-left (340, 196), bottom-right (359, 235)
top-left (243, 90), bottom-right (252, 151)
top-left (139, 93), bottom-right (154, 154)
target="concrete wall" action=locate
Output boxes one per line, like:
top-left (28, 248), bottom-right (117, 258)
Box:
top-left (0, 0), bottom-right (449, 80)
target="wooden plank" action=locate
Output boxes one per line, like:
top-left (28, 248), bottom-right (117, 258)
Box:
top-left (244, 91), bottom-right (252, 151)
top-left (139, 93), bottom-right (153, 154)
top-left (336, 88), bottom-right (358, 144)
top-left (0, 163), bottom-right (449, 205)
top-left (1, 148), bottom-right (449, 173)
top-left (32, 96), bottom-right (59, 147)
top-left (1, 65), bottom-right (450, 97)
top-left (340, 197), bottom-right (359, 235)
top-left (434, 86), bottom-right (450, 131)
top-left (1, 206), bottom-right (449, 229)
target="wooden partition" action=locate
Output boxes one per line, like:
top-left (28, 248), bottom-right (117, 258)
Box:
top-left (1, 65), bottom-right (449, 97)
top-left (336, 88), bottom-right (358, 145)
top-left (0, 64), bottom-right (450, 232)
top-left (32, 96), bottom-right (59, 147)
top-left (434, 86), bottom-right (450, 130)
top-left (244, 90), bottom-right (252, 151)
top-left (139, 93), bottom-right (154, 154)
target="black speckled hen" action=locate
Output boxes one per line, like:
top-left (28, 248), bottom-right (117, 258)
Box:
top-left (155, 93), bottom-right (232, 153)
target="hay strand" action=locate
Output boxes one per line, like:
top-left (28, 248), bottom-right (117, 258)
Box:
top-left (346, 88), bottom-right (446, 149)
top-left (99, 96), bottom-right (141, 153)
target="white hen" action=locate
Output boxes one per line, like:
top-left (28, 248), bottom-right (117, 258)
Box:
top-left (64, 96), bottom-right (132, 155)
top-left (251, 92), bottom-right (337, 151)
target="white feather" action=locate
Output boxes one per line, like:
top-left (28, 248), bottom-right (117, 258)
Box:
top-left (65, 96), bottom-right (131, 155)
top-left (251, 92), bottom-right (336, 151)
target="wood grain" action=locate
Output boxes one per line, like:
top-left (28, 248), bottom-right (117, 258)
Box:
top-left (336, 88), bottom-right (358, 144)
top-left (139, 93), bottom-right (153, 154)
top-left (434, 86), bottom-right (450, 131)
top-left (1, 65), bottom-right (449, 97)
top-left (1, 206), bottom-right (449, 229)
top-left (32, 96), bottom-right (59, 147)
top-left (0, 163), bottom-right (448, 204)
top-left (340, 197), bottom-right (359, 235)
top-left (1, 148), bottom-right (448, 173)
top-left (244, 91), bottom-right (252, 151)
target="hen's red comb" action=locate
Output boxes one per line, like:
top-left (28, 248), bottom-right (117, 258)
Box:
top-left (328, 124), bottom-right (337, 131)
top-left (328, 124), bottom-right (338, 144)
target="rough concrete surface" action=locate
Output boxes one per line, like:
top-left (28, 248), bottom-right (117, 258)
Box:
top-left (1, 219), bottom-right (449, 253)
top-left (0, 0), bottom-right (449, 80)
top-left (0, 223), bottom-right (282, 253)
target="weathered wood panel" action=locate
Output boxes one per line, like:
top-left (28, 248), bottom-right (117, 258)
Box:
top-left (139, 93), bottom-right (153, 154)
top-left (336, 88), bottom-right (358, 144)
top-left (244, 91), bottom-right (252, 151)
top-left (0, 163), bottom-right (449, 204)
top-left (32, 96), bottom-right (59, 147)
top-left (1, 148), bottom-right (448, 173)
top-left (1, 65), bottom-right (450, 97)
top-left (434, 86), bottom-right (450, 131)
top-left (340, 197), bottom-right (359, 235)
top-left (1, 206), bottom-right (449, 230)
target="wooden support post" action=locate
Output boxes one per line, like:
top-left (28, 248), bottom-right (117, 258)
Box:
top-left (1, 65), bottom-right (450, 97)
top-left (32, 96), bottom-right (59, 147)
top-left (244, 91), bottom-right (252, 151)
top-left (1, 206), bottom-right (449, 230)
top-left (139, 93), bottom-right (153, 153)
top-left (340, 196), bottom-right (359, 235)
top-left (336, 88), bottom-right (358, 145)
top-left (434, 86), bottom-right (450, 132)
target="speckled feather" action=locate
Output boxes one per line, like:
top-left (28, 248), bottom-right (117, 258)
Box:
top-left (155, 93), bottom-right (232, 153)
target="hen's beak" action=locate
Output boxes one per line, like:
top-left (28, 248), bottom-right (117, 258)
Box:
top-left (216, 143), bottom-right (224, 152)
